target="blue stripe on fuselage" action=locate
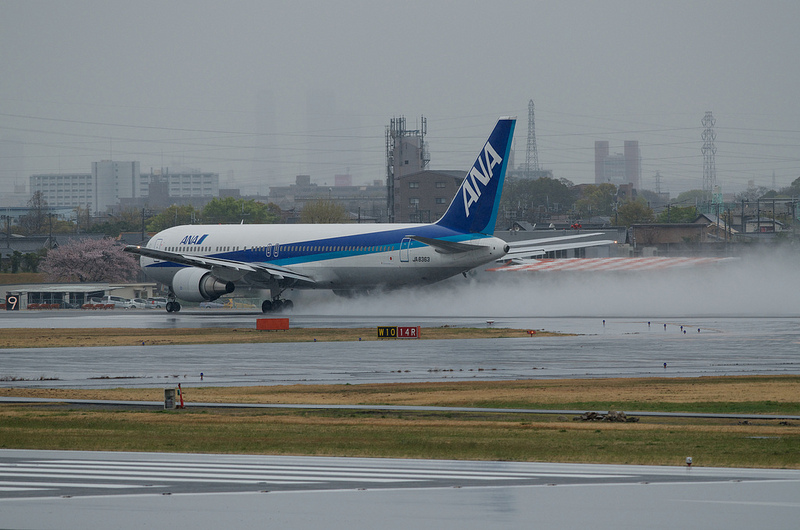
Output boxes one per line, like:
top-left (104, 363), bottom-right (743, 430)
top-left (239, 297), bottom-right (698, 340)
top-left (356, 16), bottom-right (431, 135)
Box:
top-left (144, 224), bottom-right (491, 270)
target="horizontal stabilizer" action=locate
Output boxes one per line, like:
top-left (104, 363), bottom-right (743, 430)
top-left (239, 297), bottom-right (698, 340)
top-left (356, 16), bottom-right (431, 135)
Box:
top-left (502, 240), bottom-right (616, 261)
top-left (490, 256), bottom-right (740, 272)
top-left (501, 233), bottom-right (615, 260)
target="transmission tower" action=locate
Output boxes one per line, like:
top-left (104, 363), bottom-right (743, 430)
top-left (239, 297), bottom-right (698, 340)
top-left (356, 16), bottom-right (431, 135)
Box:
top-left (526, 99), bottom-right (540, 176)
top-left (701, 111), bottom-right (716, 201)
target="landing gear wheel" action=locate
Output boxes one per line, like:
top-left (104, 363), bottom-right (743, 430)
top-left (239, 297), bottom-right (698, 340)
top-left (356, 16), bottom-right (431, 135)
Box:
top-left (166, 301), bottom-right (181, 313)
top-left (282, 299), bottom-right (293, 311)
top-left (261, 300), bottom-right (273, 313)
top-left (272, 299), bottom-right (284, 312)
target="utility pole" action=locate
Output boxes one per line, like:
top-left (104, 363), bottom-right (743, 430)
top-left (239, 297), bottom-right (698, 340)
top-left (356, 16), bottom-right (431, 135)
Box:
top-left (740, 199), bottom-right (745, 234)
top-left (140, 208), bottom-right (149, 243)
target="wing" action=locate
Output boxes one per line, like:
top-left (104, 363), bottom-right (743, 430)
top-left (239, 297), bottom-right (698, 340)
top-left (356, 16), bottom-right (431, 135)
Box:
top-left (502, 233), bottom-right (616, 261)
top-left (124, 245), bottom-right (315, 285)
top-left (407, 235), bottom-right (486, 254)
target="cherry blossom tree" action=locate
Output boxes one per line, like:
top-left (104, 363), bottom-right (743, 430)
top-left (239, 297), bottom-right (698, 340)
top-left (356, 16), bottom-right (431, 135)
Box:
top-left (41, 238), bottom-right (140, 283)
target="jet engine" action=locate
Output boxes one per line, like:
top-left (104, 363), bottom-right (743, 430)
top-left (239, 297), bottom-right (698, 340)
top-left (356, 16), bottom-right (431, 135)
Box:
top-left (172, 267), bottom-right (234, 302)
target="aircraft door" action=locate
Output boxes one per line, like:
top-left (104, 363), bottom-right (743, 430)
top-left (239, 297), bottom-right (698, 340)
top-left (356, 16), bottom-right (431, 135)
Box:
top-left (400, 238), bottom-right (411, 262)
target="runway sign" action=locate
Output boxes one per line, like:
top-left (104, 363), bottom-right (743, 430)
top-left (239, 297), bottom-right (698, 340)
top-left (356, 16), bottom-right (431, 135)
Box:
top-left (377, 326), bottom-right (420, 339)
top-left (5, 295), bottom-right (19, 311)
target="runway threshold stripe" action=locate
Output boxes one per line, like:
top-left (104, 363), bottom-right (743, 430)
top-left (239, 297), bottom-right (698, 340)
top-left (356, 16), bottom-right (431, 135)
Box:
top-left (0, 472), bottom-right (318, 485)
top-left (51, 459), bottom-right (624, 479)
top-left (29, 462), bottom-right (539, 480)
top-left (0, 480), bottom-right (150, 489)
top-left (7, 463), bottom-right (632, 481)
top-left (53, 460), bottom-right (546, 476)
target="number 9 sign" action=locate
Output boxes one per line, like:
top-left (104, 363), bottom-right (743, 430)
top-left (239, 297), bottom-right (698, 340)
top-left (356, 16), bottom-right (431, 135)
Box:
top-left (6, 294), bottom-right (19, 311)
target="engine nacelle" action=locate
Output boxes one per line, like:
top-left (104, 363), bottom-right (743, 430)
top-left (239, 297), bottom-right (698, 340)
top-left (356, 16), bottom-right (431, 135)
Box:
top-left (172, 267), bottom-right (234, 302)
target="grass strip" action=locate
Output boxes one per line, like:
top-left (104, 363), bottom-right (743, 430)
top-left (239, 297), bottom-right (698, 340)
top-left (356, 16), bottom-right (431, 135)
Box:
top-left (4, 376), bottom-right (798, 415)
top-left (1, 376), bottom-right (798, 469)
top-left (1, 407), bottom-right (797, 469)
top-left (0, 326), bottom-right (564, 348)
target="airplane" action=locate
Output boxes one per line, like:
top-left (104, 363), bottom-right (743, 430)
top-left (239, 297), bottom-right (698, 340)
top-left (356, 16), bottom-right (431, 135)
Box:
top-left (125, 117), bottom-right (608, 313)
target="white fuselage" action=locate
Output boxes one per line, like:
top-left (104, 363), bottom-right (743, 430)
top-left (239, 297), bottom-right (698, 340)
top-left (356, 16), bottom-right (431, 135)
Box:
top-left (140, 223), bottom-right (508, 295)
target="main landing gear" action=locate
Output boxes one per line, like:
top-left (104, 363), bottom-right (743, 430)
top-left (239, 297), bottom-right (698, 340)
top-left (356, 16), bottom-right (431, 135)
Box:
top-left (165, 291), bottom-right (181, 313)
top-left (261, 299), bottom-right (293, 313)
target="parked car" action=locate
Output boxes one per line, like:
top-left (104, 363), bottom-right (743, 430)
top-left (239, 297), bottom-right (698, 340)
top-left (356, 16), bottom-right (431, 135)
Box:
top-left (89, 295), bottom-right (133, 308)
top-left (146, 297), bottom-right (167, 309)
top-left (129, 298), bottom-right (148, 309)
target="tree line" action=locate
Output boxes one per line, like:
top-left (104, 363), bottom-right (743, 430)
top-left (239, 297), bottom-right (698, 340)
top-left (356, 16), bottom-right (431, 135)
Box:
top-left (499, 175), bottom-right (800, 228)
top-left (1, 195), bottom-right (349, 278)
top-left (5, 194), bottom-right (354, 239)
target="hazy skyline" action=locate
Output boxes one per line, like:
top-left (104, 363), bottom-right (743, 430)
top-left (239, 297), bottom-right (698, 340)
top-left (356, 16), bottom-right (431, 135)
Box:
top-left (2, 0), bottom-right (799, 200)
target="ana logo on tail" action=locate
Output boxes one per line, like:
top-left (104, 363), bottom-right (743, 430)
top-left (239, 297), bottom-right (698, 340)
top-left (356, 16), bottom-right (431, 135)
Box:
top-left (462, 141), bottom-right (503, 217)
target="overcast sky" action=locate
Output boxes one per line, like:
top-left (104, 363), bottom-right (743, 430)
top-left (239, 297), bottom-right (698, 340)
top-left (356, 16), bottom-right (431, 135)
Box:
top-left (2, 0), bottom-right (799, 198)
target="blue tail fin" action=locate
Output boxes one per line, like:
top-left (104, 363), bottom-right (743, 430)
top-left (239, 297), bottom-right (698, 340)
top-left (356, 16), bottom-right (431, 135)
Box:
top-left (435, 117), bottom-right (516, 234)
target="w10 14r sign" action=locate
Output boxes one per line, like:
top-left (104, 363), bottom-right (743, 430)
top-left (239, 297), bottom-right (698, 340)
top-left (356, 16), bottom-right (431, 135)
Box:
top-left (377, 326), bottom-right (421, 339)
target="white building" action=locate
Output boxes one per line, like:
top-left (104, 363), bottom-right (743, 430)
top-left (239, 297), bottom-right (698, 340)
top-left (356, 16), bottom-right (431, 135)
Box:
top-left (93, 160), bottom-right (141, 213)
top-left (30, 162), bottom-right (219, 213)
top-left (29, 173), bottom-right (94, 210)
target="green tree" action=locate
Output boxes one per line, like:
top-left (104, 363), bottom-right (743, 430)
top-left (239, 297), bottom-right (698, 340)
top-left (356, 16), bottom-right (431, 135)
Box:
top-left (89, 208), bottom-right (147, 237)
top-left (499, 177), bottom-right (576, 222)
top-left (656, 205), bottom-right (698, 223)
top-left (300, 199), bottom-right (349, 223)
top-left (786, 176), bottom-right (800, 196)
top-left (21, 252), bottom-right (42, 273)
top-left (616, 199), bottom-right (655, 227)
top-left (736, 184), bottom-right (772, 202)
top-left (674, 189), bottom-right (706, 206)
top-left (201, 197), bottom-right (279, 224)
top-left (17, 191), bottom-right (49, 235)
top-left (146, 205), bottom-right (199, 232)
top-left (10, 250), bottom-right (22, 273)
top-left (574, 183), bottom-right (617, 217)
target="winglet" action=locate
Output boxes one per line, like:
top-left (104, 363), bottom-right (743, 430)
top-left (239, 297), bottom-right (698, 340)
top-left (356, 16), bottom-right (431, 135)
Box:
top-left (435, 117), bottom-right (516, 234)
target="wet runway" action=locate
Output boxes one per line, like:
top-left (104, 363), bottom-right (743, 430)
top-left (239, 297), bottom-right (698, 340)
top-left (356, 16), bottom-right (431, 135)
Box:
top-left (1, 312), bottom-right (799, 388)
top-left (2, 303), bottom-right (799, 528)
top-left (1, 450), bottom-right (799, 529)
